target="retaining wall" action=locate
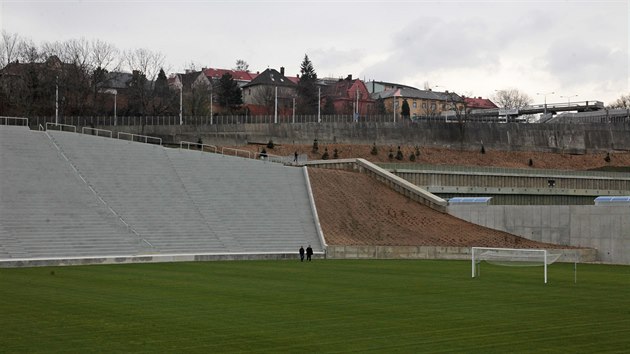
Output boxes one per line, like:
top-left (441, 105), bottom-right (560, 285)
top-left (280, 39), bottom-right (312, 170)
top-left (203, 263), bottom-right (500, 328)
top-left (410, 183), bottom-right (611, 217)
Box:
top-left (325, 245), bottom-right (597, 262)
top-left (448, 205), bottom-right (630, 264)
top-left (79, 121), bottom-right (630, 152)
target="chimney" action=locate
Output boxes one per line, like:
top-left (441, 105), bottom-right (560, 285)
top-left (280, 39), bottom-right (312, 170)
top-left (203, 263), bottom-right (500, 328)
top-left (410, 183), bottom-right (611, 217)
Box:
top-left (346, 74), bottom-right (353, 81)
top-left (280, 67), bottom-right (285, 76)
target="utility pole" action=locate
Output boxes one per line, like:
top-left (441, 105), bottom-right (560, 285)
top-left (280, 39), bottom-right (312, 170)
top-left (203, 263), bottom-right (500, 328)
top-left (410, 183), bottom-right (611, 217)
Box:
top-left (55, 76), bottom-right (59, 125)
top-left (317, 86), bottom-right (321, 123)
top-left (274, 86), bottom-right (278, 124)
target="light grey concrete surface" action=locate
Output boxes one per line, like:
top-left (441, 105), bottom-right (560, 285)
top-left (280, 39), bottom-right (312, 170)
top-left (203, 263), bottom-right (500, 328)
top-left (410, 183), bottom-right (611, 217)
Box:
top-left (448, 204), bottom-right (630, 264)
top-left (326, 245), bottom-right (596, 262)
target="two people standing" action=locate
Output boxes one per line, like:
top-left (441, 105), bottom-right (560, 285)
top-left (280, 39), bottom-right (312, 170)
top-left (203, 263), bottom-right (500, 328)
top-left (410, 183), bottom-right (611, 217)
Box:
top-left (299, 245), bottom-right (313, 262)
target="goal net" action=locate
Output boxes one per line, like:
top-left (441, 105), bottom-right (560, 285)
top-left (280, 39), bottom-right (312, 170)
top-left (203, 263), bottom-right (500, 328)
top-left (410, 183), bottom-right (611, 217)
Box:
top-left (471, 247), bottom-right (562, 283)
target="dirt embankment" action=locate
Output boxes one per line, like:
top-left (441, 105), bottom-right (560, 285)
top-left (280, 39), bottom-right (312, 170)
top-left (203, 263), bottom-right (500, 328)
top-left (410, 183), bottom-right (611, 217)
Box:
top-left (232, 142), bottom-right (627, 247)
top-left (235, 143), bottom-right (630, 171)
top-left (308, 168), bottom-right (571, 248)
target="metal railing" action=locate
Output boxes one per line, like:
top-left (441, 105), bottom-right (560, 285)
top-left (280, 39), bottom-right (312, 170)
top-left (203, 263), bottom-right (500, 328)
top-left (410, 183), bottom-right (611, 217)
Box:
top-left (180, 141), bottom-right (218, 153)
top-left (221, 147), bottom-right (251, 159)
top-left (378, 163), bottom-right (630, 179)
top-left (0, 116), bottom-right (29, 126)
top-left (45, 122), bottom-right (76, 132)
top-left (81, 127), bottom-right (113, 138)
top-left (117, 132), bottom-right (162, 145)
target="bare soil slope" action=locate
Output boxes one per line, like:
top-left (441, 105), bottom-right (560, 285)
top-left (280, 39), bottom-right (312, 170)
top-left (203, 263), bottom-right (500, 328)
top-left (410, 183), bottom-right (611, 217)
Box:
top-left (308, 168), bottom-right (569, 248)
top-left (241, 143), bottom-right (630, 170)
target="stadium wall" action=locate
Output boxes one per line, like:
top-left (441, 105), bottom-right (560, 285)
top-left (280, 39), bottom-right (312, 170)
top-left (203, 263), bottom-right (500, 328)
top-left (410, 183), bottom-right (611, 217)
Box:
top-left (325, 245), bottom-right (597, 262)
top-left (80, 121), bottom-right (630, 152)
top-left (448, 205), bottom-right (630, 264)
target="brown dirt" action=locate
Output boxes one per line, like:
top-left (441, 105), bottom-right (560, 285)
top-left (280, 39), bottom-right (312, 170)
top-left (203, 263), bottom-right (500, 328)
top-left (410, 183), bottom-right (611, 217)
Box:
top-left (308, 168), bottom-right (573, 248)
top-left (231, 142), bottom-right (628, 248)
top-left (239, 143), bottom-right (630, 170)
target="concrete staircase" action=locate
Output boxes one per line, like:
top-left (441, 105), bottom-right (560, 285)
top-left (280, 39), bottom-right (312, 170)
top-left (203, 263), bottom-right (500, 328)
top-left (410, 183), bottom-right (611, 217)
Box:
top-left (0, 127), bottom-right (322, 261)
top-left (0, 126), bottom-right (142, 259)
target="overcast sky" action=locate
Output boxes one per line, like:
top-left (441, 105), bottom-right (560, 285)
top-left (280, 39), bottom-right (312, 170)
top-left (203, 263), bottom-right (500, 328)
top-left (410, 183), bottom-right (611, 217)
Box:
top-left (1, 0), bottom-right (628, 105)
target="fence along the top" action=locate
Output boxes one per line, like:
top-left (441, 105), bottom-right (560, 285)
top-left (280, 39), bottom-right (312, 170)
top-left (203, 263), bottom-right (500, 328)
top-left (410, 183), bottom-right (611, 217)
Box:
top-left (117, 132), bottom-right (162, 145)
top-left (180, 141), bottom-right (218, 153)
top-left (0, 116), bottom-right (29, 126)
top-left (82, 127), bottom-right (113, 138)
top-left (46, 122), bottom-right (77, 132)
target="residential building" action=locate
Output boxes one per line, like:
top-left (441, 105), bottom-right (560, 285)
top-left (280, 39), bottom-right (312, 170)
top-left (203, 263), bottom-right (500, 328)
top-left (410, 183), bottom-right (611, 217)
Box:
top-left (464, 96), bottom-right (498, 112)
top-left (372, 87), bottom-right (464, 119)
top-left (242, 67), bottom-right (297, 115)
top-left (322, 75), bottom-right (374, 116)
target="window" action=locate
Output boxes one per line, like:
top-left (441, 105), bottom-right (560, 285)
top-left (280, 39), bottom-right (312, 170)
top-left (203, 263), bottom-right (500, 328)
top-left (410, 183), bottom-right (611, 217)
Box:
top-left (422, 102), bottom-right (427, 108)
top-left (431, 103), bottom-right (436, 109)
top-left (413, 101), bottom-right (417, 108)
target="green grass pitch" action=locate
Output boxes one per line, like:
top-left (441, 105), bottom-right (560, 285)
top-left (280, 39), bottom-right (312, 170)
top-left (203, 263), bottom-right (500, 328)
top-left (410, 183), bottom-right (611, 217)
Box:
top-left (1, 259), bottom-right (629, 353)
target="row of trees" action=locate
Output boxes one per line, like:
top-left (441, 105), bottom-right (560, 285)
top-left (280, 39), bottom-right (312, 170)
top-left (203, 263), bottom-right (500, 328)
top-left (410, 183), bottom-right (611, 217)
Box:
top-left (2, 30), bottom-right (628, 118)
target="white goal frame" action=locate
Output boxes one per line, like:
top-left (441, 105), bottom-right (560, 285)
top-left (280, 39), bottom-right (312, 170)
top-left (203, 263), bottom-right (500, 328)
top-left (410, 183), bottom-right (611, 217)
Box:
top-left (472, 247), bottom-right (553, 284)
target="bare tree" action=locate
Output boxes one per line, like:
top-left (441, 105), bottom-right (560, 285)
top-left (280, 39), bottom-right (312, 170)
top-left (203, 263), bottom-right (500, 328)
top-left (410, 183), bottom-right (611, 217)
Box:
top-left (608, 93), bottom-right (630, 109)
top-left (124, 48), bottom-right (167, 82)
top-left (234, 59), bottom-right (249, 72)
top-left (1, 31), bottom-right (21, 67)
top-left (492, 88), bottom-right (533, 109)
top-left (91, 39), bottom-right (120, 72)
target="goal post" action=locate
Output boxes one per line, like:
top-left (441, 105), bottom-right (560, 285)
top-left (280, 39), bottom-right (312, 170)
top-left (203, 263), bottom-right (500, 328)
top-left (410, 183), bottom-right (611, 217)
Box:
top-left (471, 247), bottom-right (562, 284)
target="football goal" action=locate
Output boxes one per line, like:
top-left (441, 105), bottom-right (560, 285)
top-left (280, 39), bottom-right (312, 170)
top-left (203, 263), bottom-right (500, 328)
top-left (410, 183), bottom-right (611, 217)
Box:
top-left (471, 247), bottom-right (563, 284)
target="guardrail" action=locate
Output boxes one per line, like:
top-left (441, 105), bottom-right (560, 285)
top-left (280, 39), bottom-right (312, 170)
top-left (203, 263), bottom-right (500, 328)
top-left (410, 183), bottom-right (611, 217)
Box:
top-left (180, 141), bottom-right (218, 153)
top-left (377, 163), bottom-right (630, 179)
top-left (45, 122), bottom-right (76, 132)
top-left (221, 147), bottom-right (251, 159)
top-left (117, 132), bottom-right (162, 145)
top-left (81, 127), bottom-right (113, 138)
top-left (0, 116), bottom-right (29, 126)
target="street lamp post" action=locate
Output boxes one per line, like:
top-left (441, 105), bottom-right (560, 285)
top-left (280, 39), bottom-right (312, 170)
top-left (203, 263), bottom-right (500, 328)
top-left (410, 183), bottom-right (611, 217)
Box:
top-left (179, 85), bottom-right (183, 125)
top-left (560, 94), bottom-right (578, 106)
top-left (55, 76), bottom-right (59, 125)
top-left (536, 91), bottom-right (555, 116)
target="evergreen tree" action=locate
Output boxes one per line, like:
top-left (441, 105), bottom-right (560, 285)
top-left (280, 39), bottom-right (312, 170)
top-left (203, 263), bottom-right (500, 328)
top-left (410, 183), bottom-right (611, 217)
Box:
top-left (154, 68), bottom-right (169, 97)
top-left (127, 70), bottom-right (147, 116)
top-left (217, 73), bottom-right (242, 111)
top-left (297, 54), bottom-right (318, 114)
top-left (323, 97), bottom-right (335, 115)
top-left (375, 96), bottom-right (387, 115)
top-left (401, 98), bottom-right (410, 119)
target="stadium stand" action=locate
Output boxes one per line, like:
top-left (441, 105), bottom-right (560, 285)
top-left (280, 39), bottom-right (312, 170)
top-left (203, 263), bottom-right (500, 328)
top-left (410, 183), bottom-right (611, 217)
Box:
top-left (0, 125), bottom-right (322, 263)
top-left (0, 126), bottom-right (143, 259)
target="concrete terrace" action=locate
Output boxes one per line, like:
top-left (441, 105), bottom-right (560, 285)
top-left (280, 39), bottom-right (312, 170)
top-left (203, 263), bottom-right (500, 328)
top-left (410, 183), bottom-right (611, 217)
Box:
top-left (0, 126), bottom-right (323, 265)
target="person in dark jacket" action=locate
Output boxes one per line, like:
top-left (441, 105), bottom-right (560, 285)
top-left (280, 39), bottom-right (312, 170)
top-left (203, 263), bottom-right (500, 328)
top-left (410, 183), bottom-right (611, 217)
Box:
top-left (299, 246), bottom-right (305, 262)
top-left (306, 245), bottom-right (313, 261)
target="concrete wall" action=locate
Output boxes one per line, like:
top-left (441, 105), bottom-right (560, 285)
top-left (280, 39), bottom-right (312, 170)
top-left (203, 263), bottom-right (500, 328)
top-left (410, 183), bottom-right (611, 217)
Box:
top-left (85, 121), bottom-right (630, 152)
top-left (325, 245), bottom-right (596, 262)
top-left (448, 205), bottom-right (630, 264)
top-left (0, 252), bottom-right (325, 268)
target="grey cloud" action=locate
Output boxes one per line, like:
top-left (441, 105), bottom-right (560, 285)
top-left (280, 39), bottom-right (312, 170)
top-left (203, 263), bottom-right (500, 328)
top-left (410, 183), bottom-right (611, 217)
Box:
top-left (363, 16), bottom-right (501, 82)
top-left (544, 38), bottom-right (627, 87)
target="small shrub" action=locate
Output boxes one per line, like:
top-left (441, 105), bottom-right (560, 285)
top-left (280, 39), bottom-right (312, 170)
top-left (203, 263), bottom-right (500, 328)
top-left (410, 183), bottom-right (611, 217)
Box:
top-left (370, 143), bottom-right (378, 155)
top-left (388, 148), bottom-right (394, 160)
top-left (409, 153), bottom-right (416, 162)
top-left (480, 144), bottom-right (486, 154)
top-left (322, 147), bottom-right (329, 160)
top-left (267, 139), bottom-right (275, 149)
top-left (395, 146), bottom-right (403, 160)
top-left (528, 158), bottom-right (534, 167)
top-left (333, 148), bottom-right (339, 159)
top-left (312, 139), bottom-right (319, 153)
top-left (604, 152), bottom-right (611, 163)
top-left (415, 145), bottom-right (421, 156)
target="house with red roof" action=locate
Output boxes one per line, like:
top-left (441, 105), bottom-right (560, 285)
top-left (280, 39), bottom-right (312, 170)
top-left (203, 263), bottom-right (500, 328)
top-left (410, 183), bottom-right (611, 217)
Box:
top-left (322, 75), bottom-right (374, 116)
top-left (464, 96), bottom-right (498, 111)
